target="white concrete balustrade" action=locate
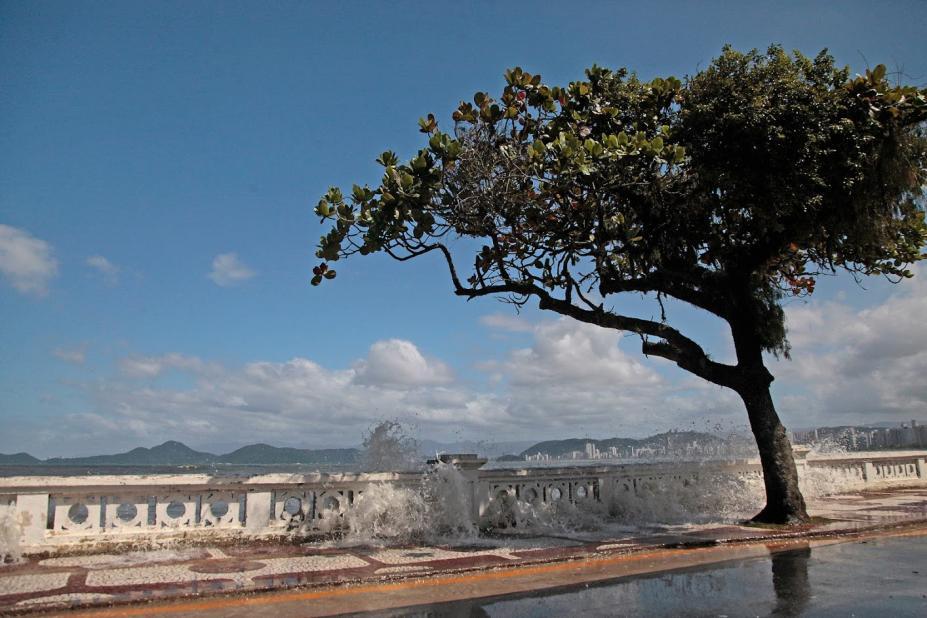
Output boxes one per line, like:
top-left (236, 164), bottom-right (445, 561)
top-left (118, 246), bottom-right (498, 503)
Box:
top-left (1, 450), bottom-right (925, 554)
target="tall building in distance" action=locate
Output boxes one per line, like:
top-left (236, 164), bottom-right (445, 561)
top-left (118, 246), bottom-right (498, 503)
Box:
top-left (791, 420), bottom-right (926, 451)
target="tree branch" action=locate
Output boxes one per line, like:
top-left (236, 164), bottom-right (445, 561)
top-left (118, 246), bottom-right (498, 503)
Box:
top-left (428, 259), bottom-right (740, 388)
top-left (599, 269), bottom-right (728, 318)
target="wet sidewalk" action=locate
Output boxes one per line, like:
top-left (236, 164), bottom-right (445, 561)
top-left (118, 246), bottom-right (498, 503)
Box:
top-left (2, 488), bottom-right (926, 615)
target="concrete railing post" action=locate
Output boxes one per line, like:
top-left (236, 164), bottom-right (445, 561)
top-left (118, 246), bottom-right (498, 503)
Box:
top-left (917, 458), bottom-right (926, 480)
top-left (431, 454), bottom-right (487, 527)
top-left (245, 491), bottom-right (273, 532)
top-left (597, 476), bottom-right (614, 512)
top-left (16, 493), bottom-right (49, 547)
top-left (863, 461), bottom-right (876, 482)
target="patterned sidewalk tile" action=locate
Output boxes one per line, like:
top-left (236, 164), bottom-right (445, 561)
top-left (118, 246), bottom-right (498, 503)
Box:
top-left (2, 488), bottom-right (926, 614)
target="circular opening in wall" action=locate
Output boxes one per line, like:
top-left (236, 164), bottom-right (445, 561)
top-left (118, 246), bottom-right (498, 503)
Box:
top-left (575, 486), bottom-right (588, 499)
top-left (210, 500), bottom-right (229, 519)
top-left (68, 503), bottom-right (89, 524)
top-left (166, 501), bottom-right (186, 519)
top-left (116, 503), bottom-right (137, 522)
top-left (322, 496), bottom-right (340, 511)
top-left (524, 488), bottom-right (539, 503)
top-left (283, 497), bottom-right (302, 516)
top-left (549, 488), bottom-right (562, 501)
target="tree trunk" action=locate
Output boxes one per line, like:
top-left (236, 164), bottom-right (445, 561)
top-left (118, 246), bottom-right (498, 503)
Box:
top-left (739, 381), bottom-right (809, 523)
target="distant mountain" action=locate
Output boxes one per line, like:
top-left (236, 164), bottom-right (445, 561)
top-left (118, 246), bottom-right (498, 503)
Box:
top-left (1, 432), bottom-right (731, 467)
top-left (2, 440), bottom-right (360, 466)
top-left (220, 443), bottom-right (359, 465)
top-left (519, 431), bottom-right (725, 458)
top-left (43, 441), bottom-right (217, 466)
top-left (0, 452), bottom-right (43, 466)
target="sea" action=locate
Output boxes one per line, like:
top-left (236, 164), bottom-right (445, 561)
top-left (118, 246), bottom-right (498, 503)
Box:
top-left (0, 456), bottom-right (749, 478)
top-left (0, 463), bottom-right (363, 478)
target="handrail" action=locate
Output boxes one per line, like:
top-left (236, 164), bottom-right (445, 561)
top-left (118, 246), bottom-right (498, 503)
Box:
top-left (1, 450), bottom-right (923, 554)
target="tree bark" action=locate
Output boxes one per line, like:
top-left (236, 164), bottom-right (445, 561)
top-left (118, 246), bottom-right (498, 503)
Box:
top-left (739, 380), bottom-right (809, 523)
top-left (727, 280), bottom-right (809, 524)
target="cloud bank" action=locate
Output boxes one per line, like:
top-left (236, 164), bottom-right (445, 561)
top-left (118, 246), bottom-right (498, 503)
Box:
top-left (13, 268), bottom-right (927, 456)
top-left (86, 255), bottom-right (120, 285)
top-left (208, 252), bottom-right (255, 286)
top-left (0, 224), bottom-right (58, 297)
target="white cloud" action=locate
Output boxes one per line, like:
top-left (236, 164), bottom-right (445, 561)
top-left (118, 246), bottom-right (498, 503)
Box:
top-left (482, 318), bottom-right (740, 434)
top-left (772, 266), bottom-right (927, 426)
top-left (353, 339), bottom-right (454, 388)
top-left (52, 345), bottom-right (87, 365)
top-left (479, 313), bottom-right (536, 333)
top-left (0, 224), bottom-right (58, 297)
top-left (20, 270), bottom-right (927, 454)
top-left (86, 255), bottom-right (120, 285)
top-left (504, 319), bottom-right (660, 387)
top-left (120, 353), bottom-right (209, 378)
top-left (208, 252), bottom-right (256, 286)
top-left (43, 322), bottom-right (747, 453)
top-left (64, 353), bottom-right (491, 450)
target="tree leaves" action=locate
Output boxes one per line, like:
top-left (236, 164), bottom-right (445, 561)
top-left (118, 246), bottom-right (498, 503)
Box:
top-left (311, 48), bottom-right (927, 363)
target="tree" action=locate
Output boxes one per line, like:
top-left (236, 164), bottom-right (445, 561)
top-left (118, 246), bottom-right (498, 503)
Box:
top-left (311, 46), bottom-right (927, 523)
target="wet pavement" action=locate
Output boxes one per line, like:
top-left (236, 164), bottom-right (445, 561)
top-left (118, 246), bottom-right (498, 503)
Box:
top-left (1, 488), bottom-right (926, 615)
top-left (354, 533), bottom-right (927, 617)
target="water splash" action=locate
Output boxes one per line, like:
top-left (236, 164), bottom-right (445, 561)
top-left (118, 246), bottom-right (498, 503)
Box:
top-left (479, 491), bottom-right (611, 534)
top-left (478, 457), bottom-right (872, 534)
top-left (0, 502), bottom-right (22, 565)
top-left (343, 463), bottom-right (476, 545)
top-left (359, 420), bottom-right (422, 472)
top-left (806, 437), bottom-right (851, 456)
top-left (609, 473), bottom-right (765, 525)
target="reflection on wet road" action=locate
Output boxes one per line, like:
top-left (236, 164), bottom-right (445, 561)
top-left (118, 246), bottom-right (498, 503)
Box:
top-left (351, 534), bottom-right (927, 617)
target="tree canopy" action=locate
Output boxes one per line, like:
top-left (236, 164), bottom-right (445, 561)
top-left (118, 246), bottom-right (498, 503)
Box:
top-left (313, 46), bottom-right (925, 379)
top-left (312, 46), bottom-right (927, 522)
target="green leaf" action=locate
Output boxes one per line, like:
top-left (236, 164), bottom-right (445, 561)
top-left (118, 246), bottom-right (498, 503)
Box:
top-left (376, 151), bottom-right (398, 166)
top-left (872, 64), bottom-right (886, 82)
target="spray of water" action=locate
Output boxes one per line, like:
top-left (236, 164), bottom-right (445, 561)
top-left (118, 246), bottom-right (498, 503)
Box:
top-left (609, 473), bottom-right (765, 526)
top-left (806, 437), bottom-right (851, 456)
top-left (0, 502), bottom-right (22, 565)
top-left (343, 462), bottom-right (476, 545)
top-left (359, 420), bottom-right (422, 472)
top-left (479, 491), bottom-right (611, 534)
top-left (339, 422), bottom-right (869, 541)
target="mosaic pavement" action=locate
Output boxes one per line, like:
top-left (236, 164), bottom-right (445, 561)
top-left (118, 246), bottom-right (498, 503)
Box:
top-left (1, 488), bottom-right (926, 614)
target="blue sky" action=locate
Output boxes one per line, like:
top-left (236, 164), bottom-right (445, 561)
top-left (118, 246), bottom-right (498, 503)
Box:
top-left (2, 1), bottom-right (926, 456)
